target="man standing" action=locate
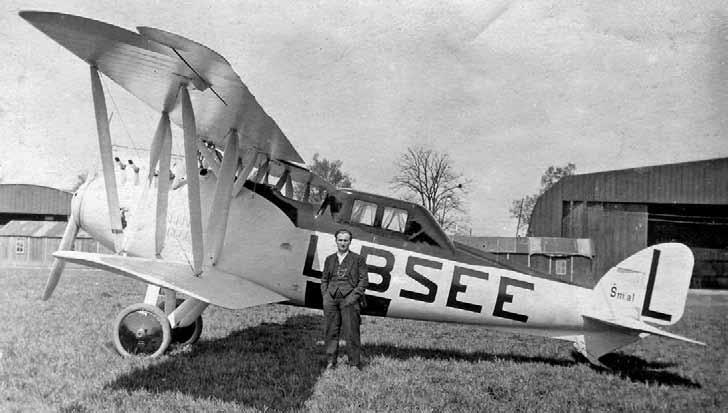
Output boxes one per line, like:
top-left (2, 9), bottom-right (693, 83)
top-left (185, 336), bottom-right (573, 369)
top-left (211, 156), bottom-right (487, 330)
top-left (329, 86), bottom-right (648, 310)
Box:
top-left (321, 229), bottom-right (368, 369)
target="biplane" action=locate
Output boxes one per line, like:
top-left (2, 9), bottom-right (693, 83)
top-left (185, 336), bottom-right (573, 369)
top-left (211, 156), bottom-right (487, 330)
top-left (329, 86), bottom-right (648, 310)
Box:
top-left (20, 11), bottom-right (704, 367)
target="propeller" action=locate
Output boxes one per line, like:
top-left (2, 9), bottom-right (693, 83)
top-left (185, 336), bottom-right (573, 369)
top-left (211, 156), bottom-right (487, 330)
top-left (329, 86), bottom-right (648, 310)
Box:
top-left (42, 179), bottom-right (88, 300)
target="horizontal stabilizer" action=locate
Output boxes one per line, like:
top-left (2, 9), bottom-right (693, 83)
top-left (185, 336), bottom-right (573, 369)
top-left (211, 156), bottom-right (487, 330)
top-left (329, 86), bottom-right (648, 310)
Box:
top-left (54, 251), bottom-right (287, 309)
top-left (583, 314), bottom-right (705, 346)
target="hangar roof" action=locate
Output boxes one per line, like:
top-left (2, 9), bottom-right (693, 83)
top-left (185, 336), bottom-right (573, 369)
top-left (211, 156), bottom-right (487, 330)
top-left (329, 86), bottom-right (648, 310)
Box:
top-left (546, 157), bottom-right (728, 205)
top-left (530, 157), bottom-right (728, 236)
top-left (0, 184), bottom-right (73, 215)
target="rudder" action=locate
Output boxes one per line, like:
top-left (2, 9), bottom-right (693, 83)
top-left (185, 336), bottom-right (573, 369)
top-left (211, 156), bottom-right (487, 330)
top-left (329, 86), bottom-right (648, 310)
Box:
top-left (591, 243), bottom-right (694, 326)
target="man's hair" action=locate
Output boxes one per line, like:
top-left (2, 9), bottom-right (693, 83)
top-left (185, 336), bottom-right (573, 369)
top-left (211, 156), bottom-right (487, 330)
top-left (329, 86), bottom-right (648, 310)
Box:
top-left (334, 229), bottom-right (353, 240)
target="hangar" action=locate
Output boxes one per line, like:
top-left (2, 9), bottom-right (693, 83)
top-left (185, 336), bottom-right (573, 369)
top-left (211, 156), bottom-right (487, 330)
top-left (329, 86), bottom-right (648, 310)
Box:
top-left (0, 184), bottom-right (71, 225)
top-left (0, 184), bottom-right (108, 267)
top-left (528, 157), bottom-right (728, 289)
top-left (0, 220), bottom-right (102, 267)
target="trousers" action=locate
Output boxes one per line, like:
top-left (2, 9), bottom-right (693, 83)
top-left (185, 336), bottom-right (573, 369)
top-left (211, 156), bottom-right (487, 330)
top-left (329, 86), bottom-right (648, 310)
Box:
top-left (323, 292), bottom-right (361, 365)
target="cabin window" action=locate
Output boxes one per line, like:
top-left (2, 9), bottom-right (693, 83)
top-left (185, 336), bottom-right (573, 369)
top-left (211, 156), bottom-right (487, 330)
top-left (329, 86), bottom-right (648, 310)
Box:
top-left (404, 221), bottom-right (438, 246)
top-left (351, 200), bottom-right (377, 226)
top-left (382, 207), bottom-right (408, 232)
top-left (554, 258), bottom-right (567, 276)
top-left (15, 238), bottom-right (25, 255)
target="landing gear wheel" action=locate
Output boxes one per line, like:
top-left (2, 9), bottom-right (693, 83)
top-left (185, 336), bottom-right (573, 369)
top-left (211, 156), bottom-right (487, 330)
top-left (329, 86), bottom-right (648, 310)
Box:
top-left (112, 303), bottom-right (171, 358)
top-left (159, 299), bottom-right (204, 346)
top-left (172, 316), bottom-right (203, 346)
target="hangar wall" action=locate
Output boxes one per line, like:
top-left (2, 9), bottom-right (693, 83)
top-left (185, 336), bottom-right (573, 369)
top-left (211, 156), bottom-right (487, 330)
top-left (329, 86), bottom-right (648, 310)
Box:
top-left (529, 157), bottom-right (728, 288)
top-left (0, 184), bottom-right (72, 224)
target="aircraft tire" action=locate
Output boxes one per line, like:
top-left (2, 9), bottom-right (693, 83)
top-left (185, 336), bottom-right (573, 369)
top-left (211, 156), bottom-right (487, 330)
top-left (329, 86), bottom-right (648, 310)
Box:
top-left (158, 299), bottom-right (204, 346)
top-left (112, 303), bottom-right (172, 358)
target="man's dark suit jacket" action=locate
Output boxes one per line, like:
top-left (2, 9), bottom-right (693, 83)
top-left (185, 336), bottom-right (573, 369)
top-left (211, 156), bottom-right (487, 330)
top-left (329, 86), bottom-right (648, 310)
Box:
top-left (320, 251), bottom-right (369, 303)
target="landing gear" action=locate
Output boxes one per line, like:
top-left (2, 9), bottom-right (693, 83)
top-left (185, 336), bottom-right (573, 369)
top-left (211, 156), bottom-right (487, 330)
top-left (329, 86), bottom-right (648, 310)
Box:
top-left (159, 299), bottom-right (204, 347)
top-left (112, 303), bottom-right (171, 358)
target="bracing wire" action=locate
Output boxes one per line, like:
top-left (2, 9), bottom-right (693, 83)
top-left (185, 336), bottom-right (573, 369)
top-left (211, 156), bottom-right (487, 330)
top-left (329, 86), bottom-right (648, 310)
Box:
top-left (99, 74), bottom-right (145, 161)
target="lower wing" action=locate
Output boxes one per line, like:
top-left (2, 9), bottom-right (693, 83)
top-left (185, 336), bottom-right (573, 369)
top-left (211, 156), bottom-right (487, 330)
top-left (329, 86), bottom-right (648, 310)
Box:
top-left (54, 251), bottom-right (287, 309)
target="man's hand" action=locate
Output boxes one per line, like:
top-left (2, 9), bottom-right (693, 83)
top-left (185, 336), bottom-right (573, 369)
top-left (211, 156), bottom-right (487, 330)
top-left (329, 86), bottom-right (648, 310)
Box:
top-left (342, 293), bottom-right (359, 307)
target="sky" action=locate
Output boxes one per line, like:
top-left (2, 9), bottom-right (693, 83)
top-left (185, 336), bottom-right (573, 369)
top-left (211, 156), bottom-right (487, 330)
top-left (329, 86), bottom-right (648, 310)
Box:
top-left (2, 0), bottom-right (727, 236)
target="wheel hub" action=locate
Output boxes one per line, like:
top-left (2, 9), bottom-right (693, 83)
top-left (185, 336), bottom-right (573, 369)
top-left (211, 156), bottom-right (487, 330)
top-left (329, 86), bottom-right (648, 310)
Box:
top-left (117, 309), bottom-right (166, 356)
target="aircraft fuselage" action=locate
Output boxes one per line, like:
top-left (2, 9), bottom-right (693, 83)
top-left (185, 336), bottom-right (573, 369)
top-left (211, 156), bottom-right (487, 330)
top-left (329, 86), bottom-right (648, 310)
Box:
top-left (79, 172), bottom-right (592, 343)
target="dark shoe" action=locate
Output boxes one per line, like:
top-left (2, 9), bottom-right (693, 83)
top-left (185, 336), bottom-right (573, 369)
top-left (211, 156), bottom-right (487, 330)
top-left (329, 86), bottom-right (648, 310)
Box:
top-left (346, 358), bottom-right (362, 370)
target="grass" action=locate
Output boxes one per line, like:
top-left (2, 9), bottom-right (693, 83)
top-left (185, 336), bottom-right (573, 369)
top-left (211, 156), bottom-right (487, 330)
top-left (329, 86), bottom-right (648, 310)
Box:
top-left (1, 268), bottom-right (726, 412)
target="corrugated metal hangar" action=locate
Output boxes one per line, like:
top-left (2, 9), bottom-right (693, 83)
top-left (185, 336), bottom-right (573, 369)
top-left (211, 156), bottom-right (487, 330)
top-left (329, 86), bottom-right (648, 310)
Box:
top-left (529, 157), bottom-right (728, 288)
top-left (0, 184), bottom-right (108, 267)
top-left (0, 184), bottom-right (71, 225)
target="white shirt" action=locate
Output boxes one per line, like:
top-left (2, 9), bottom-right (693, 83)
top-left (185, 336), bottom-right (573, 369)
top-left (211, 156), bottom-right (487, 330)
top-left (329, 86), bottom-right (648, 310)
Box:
top-left (336, 251), bottom-right (349, 264)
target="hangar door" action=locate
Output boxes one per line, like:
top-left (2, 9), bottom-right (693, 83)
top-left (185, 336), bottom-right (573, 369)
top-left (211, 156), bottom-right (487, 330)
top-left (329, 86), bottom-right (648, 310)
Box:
top-left (648, 204), bottom-right (728, 288)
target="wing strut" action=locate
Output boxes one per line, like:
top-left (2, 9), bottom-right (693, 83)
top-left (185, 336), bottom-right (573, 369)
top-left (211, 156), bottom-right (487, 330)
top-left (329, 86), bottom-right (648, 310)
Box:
top-left (284, 172), bottom-right (294, 198)
top-left (121, 111), bottom-right (172, 254)
top-left (275, 169), bottom-right (291, 191)
top-left (147, 112), bottom-right (168, 182)
top-left (180, 85), bottom-right (204, 275)
top-left (156, 115), bottom-right (173, 256)
top-left (89, 66), bottom-right (123, 252)
top-left (206, 129), bottom-right (239, 266)
top-left (254, 156), bottom-right (270, 184)
top-left (232, 151), bottom-right (258, 197)
top-left (303, 180), bottom-right (312, 202)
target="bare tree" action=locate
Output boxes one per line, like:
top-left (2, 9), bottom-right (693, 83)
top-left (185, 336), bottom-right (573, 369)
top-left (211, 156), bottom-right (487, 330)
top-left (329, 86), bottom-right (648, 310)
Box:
top-left (391, 146), bottom-right (468, 231)
top-left (510, 162), bottom-right (576, 236)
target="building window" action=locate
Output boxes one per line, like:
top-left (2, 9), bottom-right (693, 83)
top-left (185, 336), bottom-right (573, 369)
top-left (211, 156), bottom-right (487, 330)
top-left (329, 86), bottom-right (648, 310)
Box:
top-left (382, 207), bottom-right (408, 232)
top-left (351, 200), bottom-right (377, 226)
top-left (15, 238), bottom-right (26, 255)
top-left (554, 258), bottom-right (567, 276)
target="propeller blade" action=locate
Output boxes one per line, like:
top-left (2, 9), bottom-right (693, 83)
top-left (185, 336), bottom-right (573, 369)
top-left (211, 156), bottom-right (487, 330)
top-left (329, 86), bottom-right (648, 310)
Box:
top-left (43, 216), bottom-right (80, 300)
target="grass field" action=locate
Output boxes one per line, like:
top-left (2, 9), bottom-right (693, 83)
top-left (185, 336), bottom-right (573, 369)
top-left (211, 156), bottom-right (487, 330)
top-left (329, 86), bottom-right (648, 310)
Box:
top-left (1, 268), bottom-right (726, 412)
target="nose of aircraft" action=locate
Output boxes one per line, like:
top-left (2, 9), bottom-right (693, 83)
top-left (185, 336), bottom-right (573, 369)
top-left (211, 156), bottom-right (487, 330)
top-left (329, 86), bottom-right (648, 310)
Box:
top-left (43, 174), bottom-right (128, 299)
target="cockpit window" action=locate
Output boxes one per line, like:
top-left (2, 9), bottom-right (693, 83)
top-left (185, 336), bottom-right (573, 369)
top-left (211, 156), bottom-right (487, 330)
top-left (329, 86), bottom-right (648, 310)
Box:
top-left (404, 220), bottom-right (438, 246)
top-left (352, 200), bottom-right (377, 226)
top-left (382, 207), bottom-right (407, 232)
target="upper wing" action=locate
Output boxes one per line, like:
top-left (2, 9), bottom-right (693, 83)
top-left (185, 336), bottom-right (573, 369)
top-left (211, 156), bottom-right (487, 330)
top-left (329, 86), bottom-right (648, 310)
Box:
top-left (55, 251), bottom-right (288, 310)
top-left (20, 11), bottom-right (303, 163)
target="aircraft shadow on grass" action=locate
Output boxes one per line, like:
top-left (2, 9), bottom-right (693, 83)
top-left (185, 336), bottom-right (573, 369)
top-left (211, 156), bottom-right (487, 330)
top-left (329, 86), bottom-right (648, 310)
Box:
top-left (366, 345), bottom-right (699, 389)
top-left (107, 315), bottom-right (698, 410)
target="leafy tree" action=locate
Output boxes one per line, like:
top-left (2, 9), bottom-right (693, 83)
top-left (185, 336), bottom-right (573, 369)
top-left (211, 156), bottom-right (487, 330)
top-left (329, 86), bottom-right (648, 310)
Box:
top-left (510, 163), bottom-right (576, 236)
top-left (305, 153), bottom-right (353, 202)
top-left (391, 146), bottom-right (469, 232)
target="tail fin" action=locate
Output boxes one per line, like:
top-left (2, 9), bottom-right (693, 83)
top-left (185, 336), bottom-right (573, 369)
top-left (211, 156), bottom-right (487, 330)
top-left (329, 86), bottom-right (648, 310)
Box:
top-left (591, 243), bottom-right (694, 326)
top-left (576, 243), bottom-right (704, 366)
